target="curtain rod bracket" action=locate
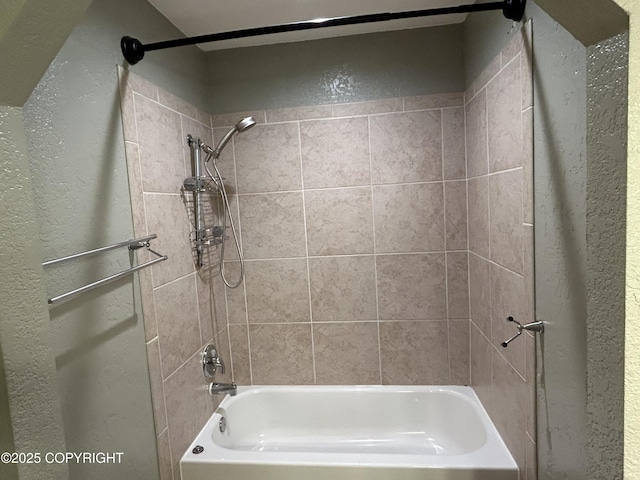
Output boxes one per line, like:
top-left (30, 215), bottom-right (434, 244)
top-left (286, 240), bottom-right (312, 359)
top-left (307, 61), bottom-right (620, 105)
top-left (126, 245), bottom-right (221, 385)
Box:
top-left (121, 0), bottom-right (526, 65)
top-left (122, 36), bottom-right (145, 65)
top-left (503, 0), bottom-right (526, 21)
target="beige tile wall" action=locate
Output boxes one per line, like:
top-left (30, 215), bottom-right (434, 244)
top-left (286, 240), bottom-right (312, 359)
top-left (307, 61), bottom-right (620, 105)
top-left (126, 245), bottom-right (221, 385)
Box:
top-left (119, 69), bottom-right (470, 479)
top-left (118, 18), bottom-right (535, 477)
top-left (214, 93), bottom-right (470, 389)
top-left (118, 67), bottom-right (232, 480)
top-left (465, 21), bottom-right (536, 480)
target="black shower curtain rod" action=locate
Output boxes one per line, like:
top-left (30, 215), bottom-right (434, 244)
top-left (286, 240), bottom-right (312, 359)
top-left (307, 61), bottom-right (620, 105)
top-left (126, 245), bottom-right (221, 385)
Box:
top-left (121, 0), bottom-right (526, 65)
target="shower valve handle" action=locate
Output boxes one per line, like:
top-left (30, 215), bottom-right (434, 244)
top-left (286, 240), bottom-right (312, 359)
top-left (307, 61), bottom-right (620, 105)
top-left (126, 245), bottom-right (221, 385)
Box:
top-left (202, 344), bottom-right (225, 378)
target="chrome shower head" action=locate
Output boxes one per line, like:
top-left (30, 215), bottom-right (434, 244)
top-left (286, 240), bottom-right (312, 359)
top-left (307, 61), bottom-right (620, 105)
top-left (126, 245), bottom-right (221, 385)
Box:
top-left (210, 116), bottom-right (256, 159)
top-left (236, 116), bottom-right (256, 132)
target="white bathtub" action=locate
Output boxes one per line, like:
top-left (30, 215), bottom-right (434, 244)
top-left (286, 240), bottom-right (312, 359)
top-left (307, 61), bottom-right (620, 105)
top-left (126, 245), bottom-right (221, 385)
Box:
top-left (180, 385), bottom-right (518, 480)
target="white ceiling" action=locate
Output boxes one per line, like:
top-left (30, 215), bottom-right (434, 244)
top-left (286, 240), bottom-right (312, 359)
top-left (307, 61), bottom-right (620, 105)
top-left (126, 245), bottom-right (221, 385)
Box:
top-left (147, 0), bottom-right (476, 51)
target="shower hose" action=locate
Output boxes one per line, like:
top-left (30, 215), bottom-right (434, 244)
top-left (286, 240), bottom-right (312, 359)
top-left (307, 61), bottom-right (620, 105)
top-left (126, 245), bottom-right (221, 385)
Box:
top-left (204, 155), bottom-right (244, 288)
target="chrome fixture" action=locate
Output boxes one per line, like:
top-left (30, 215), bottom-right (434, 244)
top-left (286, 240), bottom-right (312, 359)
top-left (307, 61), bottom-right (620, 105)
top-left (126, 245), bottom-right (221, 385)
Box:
top-left (209, 383), bottom-right (237, 396)
top-left (219, 416), bottom-right (227, 433)
top-left (501, 316), bottom-right (544, 347)
top-left (185, 118), bottom-right (254, 286)
top-left (186, 134), bottom-right (220, 268)
top-left (202, 343), bottom-right (237, 396)
top-left (200, 117), bottom-right (256, 288)
top-left (202, 343), bottom-right (225, 377)
top-left (42, 234), bottom-right (167, 306)
top-left (202, 117), bottom-right (256, 160)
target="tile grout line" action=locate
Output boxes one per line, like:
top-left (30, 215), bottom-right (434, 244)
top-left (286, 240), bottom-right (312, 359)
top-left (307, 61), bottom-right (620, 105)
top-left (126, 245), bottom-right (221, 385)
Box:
top-left (243, 319), bottom-right (449, 325)
top-left (467, 165), bottom-right (524, 180)
top-left (368, 115), bottom-right (383, 385)
top-left (156, 338), bottom-right (171, 464)
top-left (521, 86), bottom-right (527, 278)
top-left (221, 272), bottom-right (235, 380)
top-left (485, 77), bottom-right (492, 265)
top-left (481, 68), bottom-right (495, 414)
top-left (222, 124), bottom-right (240, 384)
top-left (130, 90), bottom-right (154, 283)
top-left (227, 250), bottom-right (472, 262)
top-left (463, 93), bottom-right (473, 386)
top-left (192, 274), bottom-right (205, 351)
top-left (141, 191), bottom-right (184, 197)
top-left (151, 270), bottom-right (198, 291)
top-left (132, 90), bottom-right (209, 127)
top-left (162, 346), bottom-right (201, 384)
top-left (441, 107), bottom-right (453, 384)
top-left (472, 318), bottom-right (525, 384)
top-left (467, 249), bottom-right (525, 278)
top-left (127, 84), bottom-right (141, 145)
top-left (297, 120), bottom-right (317, 385)
top-left (234, 178), bottom-right (459, 196)
top-left (232, 133), bottom-right (253, 386)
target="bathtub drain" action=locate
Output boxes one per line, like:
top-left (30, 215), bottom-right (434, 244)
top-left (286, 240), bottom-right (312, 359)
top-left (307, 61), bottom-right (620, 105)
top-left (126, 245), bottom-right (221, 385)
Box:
top-left (219, 416), bottom-right (227, 433)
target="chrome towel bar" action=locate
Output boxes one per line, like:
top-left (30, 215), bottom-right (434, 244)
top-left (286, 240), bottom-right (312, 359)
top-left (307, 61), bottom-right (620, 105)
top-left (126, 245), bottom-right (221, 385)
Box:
top-left (42, 234), bottom-right (167, 306)
top-left (42, 234), bottom-right (159, 266)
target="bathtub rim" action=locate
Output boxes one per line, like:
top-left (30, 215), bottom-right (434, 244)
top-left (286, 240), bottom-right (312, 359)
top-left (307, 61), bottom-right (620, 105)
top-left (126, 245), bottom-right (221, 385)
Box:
top-left (180, 384), bottom-right (518, 471)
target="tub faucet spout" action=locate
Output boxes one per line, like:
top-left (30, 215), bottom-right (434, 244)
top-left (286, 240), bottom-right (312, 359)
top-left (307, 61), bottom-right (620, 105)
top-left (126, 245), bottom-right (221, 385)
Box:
top-left (209, 382), bottom-right (237, 396)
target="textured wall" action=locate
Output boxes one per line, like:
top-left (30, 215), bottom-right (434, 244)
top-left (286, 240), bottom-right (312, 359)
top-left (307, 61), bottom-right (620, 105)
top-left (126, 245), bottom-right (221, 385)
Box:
top-left (0, 334), bottom-right (17, 480)
top-left (1, 0), bottom-right (639, 479)
top-left (465, 23), bottom-right (536, 479)
top-left (535, 0), bottom-right (627, 46)
top-left (621, 1), bottom-right (640, 478)
top-left (0, 1), bottom-right (90, 478)
top-left (205, 25), bottom-right (464, 114)
top-left (529, 4), bottom-right (628, 479)
top-left (19, 0), bottom-right (211, 478)
top-left (0, 0), bottom-right (91, 106)
top-left (0, 106), bottom-right (68, 480)
top-left (462, 6), bottom-right (516, 87)
top-left (586, 30), bottom-right (628, 480)
top-left (466, 2), bottom-right (630, 479)
top-left (530, 5), bottom-right (590, 479)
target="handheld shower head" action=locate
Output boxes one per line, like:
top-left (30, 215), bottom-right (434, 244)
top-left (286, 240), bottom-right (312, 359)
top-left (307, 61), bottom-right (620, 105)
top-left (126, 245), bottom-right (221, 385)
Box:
top-left (199, 117), bottom-right (256, 289)
top-left (236, 116), bottom-right (256, 132)
top-left (210, 116), bottom-right (256, 159)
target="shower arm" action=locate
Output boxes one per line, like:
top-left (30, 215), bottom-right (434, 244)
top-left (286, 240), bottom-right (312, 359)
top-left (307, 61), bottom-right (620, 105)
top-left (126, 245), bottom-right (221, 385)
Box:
top-left (121, 0), bottom-right (526, 65)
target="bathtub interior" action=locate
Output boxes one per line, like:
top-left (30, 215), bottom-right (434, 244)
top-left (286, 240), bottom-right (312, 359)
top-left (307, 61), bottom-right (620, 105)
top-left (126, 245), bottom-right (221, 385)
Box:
top-left (180, 386), bottom-right (518, 480)
top-left (213, 387), bottom-right (488, 455)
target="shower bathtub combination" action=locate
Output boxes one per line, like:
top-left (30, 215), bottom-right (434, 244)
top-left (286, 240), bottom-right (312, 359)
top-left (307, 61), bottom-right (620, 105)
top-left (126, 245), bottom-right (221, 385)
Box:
top-left (118, 1), bottom-right (536, 478)
top-left (180, 385), bottom-right (518, 480)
